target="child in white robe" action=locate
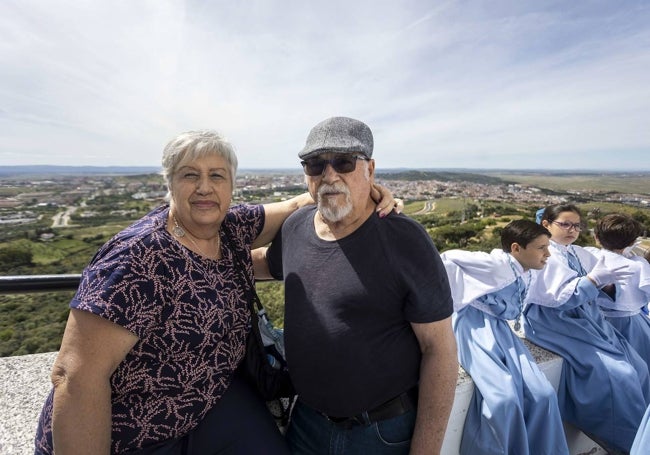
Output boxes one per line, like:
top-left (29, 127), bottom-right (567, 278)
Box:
top-left (442, 219), bottom-right (569, 455)
top-left (524, 203), bottom-right (650, 453)
top-left (587, 213), bottom-right (650, 364)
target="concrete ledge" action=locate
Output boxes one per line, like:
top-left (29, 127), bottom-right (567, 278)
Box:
top-left (0, 352), bottom-right (56, 455)
top-left (0, 347), bottom-right (605, 455)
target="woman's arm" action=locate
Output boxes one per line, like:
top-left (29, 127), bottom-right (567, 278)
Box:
top-left (253, 193), bottom-right (314, 248)
top-left (51, 309), bottom-right (138, 455)
top-left (253, 185), bottom-right (401, 248)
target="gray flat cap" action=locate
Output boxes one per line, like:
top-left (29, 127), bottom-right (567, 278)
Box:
top-left (299, 116), bottom-right (373, 160)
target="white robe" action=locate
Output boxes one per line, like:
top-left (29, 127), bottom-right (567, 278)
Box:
top-left (523, 240), bottom-right (650, 452)
top-left (586, 247), bottom-right (650, 364)
top-left (441, 249), bottom-right (568, 455)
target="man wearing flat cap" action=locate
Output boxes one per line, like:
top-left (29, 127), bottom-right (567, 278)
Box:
top-left (256, 116), bottom-right (457, 454)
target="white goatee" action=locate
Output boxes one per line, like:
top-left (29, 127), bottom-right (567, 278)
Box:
top-left (317, 183), bottom-right (352, 222)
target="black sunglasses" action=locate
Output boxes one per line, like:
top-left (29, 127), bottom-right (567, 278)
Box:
top-left (301, 155), bottom-right (369, 176)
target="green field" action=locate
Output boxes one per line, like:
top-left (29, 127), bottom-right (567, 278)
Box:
top-left (484, 172), bottom-right (650, 195)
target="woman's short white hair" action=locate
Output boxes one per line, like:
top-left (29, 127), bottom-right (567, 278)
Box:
top-left (161, 130), bottom-right (238, 200)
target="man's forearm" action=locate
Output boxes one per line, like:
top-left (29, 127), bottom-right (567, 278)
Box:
top-left (410, 349), bottom-right (458, 454)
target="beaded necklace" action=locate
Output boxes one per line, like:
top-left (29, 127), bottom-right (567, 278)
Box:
top-left (566, 245), bottom-right (585, 275)
top-left (507, 255), bottom-right (532, 331)
top-left (553, 241), bottom-right (585, 275)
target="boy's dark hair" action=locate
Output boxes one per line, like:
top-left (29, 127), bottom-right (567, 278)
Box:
top-left (501, 219), bottom-right (551, 252)
top-left (540, 203), bottom-right (582, 224)
top-left (595, 213), bottom-right (643, 250)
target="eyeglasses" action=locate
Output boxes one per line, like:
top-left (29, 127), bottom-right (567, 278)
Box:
top-left (301, 155), bottom-right (368, 176)
top-left (552, 221), bottom-right (582, 232)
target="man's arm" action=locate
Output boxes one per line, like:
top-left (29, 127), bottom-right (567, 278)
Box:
top-left (409, 317), bottom-right (458, 455)
top-left (252, 246), bottom-right (272, 280)
top-left (51, 309), bottom-right (138, 454)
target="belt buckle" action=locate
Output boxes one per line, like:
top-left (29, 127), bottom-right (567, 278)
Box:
top-left (353, 412), bottom-right (371, 426)
top-left (325, 415), bottom-right (354, 429)
top-left (323, 412), bottom-right (370, 428)
top-left (325, 415), bottom-right (347, 423)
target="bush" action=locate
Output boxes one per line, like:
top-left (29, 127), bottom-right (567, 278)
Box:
top-left (0, 245), bottom-right (33, 268)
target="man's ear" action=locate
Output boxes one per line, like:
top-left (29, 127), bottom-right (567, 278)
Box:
top-left (510, 242), bottom-right (522, 254)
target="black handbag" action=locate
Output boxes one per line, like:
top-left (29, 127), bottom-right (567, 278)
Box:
top-left (241, 292), bottom-right (295, 400)
top-left (223, 227), bottom-right (296, 422)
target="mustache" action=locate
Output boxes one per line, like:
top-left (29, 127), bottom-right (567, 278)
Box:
top-left (317, 183), bottom-right (350, 199)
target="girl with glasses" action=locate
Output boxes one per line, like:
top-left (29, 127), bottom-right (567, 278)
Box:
top-left (523, 203), bottom-right (650, 454)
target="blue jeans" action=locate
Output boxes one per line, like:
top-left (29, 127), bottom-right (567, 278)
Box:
top-left (286, 400), bottom-right (415, 455)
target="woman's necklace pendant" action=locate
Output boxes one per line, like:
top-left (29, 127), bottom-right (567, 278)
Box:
top-left (171, 213), bottom-right (219, 260)
top-left (172, 224), bottom-right (186, 238)
top-left (172, 215), bottom-right (186, 238)
top-left (514, 319), bottom-right (521, 331)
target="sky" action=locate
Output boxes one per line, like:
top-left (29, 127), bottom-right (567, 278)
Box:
top-left (1, 1), bottom-right (649, 171)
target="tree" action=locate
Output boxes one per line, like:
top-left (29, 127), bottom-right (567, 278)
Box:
top-left (431, 223), bottom-right (484, 251)
top-left (0, 245), bottom-right (33, 268)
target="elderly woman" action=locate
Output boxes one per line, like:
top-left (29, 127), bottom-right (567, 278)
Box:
top-left (34, 129), bottom-right (398, 454)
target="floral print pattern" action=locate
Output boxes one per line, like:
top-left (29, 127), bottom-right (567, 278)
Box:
top-left (35, 203), bottom-right (264, 453)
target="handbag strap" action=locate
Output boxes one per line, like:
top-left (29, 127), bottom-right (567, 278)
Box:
top-left (221, 223), bottom-right (264, 313)
top-left (220, 223), bottom-right (270, 358)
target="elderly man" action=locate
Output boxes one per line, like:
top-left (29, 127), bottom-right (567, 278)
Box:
top-left (255, 116), bottom-right (457, 454)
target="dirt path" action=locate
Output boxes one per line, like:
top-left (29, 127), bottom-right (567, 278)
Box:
top-left (51, 206), bottom-right (77, 228)
top-left (413, 200), bottom-right (436, 215)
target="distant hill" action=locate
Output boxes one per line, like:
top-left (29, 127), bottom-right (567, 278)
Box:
top-left (377, 169), bottom-right (509, 185)
top-left (2, 165), bottom-right (647, 185)
top-left (0, 165), bottom-right (161, 178)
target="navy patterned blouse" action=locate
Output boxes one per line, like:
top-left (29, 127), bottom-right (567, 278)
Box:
top-left (35, 203), bottom-right (264, 453)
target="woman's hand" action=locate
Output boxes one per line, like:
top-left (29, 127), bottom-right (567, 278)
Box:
top-left (371, 184), bottom-right (404, 218)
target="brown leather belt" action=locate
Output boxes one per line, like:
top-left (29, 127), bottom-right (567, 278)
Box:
top-left (323, 386), bottom-right (418, 427)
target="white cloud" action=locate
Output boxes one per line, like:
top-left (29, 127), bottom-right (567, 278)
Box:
top-left (1, 0), bottom-right (649, 170)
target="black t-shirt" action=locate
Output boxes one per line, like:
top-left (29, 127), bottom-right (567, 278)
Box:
top-left (267, 207), bottom-right (453, 417)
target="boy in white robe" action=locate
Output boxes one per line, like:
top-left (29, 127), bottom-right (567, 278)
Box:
top-left (587, 213), bottom-right (650, 363)
top-left (441, 219), bottom-right (569, 455)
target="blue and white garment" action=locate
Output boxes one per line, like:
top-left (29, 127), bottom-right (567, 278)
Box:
top-left (442, 249), bottom-right (568, 455)
top-left (632, 403), bottom-right (650, 455)
top-left (523, 240), bottom-right (650, 453)
top-left (586, 247), bottom-right (650, 363)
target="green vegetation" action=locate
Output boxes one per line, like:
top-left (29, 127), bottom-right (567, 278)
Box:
top-left (2, 173), bottom-right (650, 357)
top-left (379, 170), bottom-right (508, 185)
top-left (0, 292), bottom-right (74, 356)
top-left (483, 172), bottom-right (650, 195)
